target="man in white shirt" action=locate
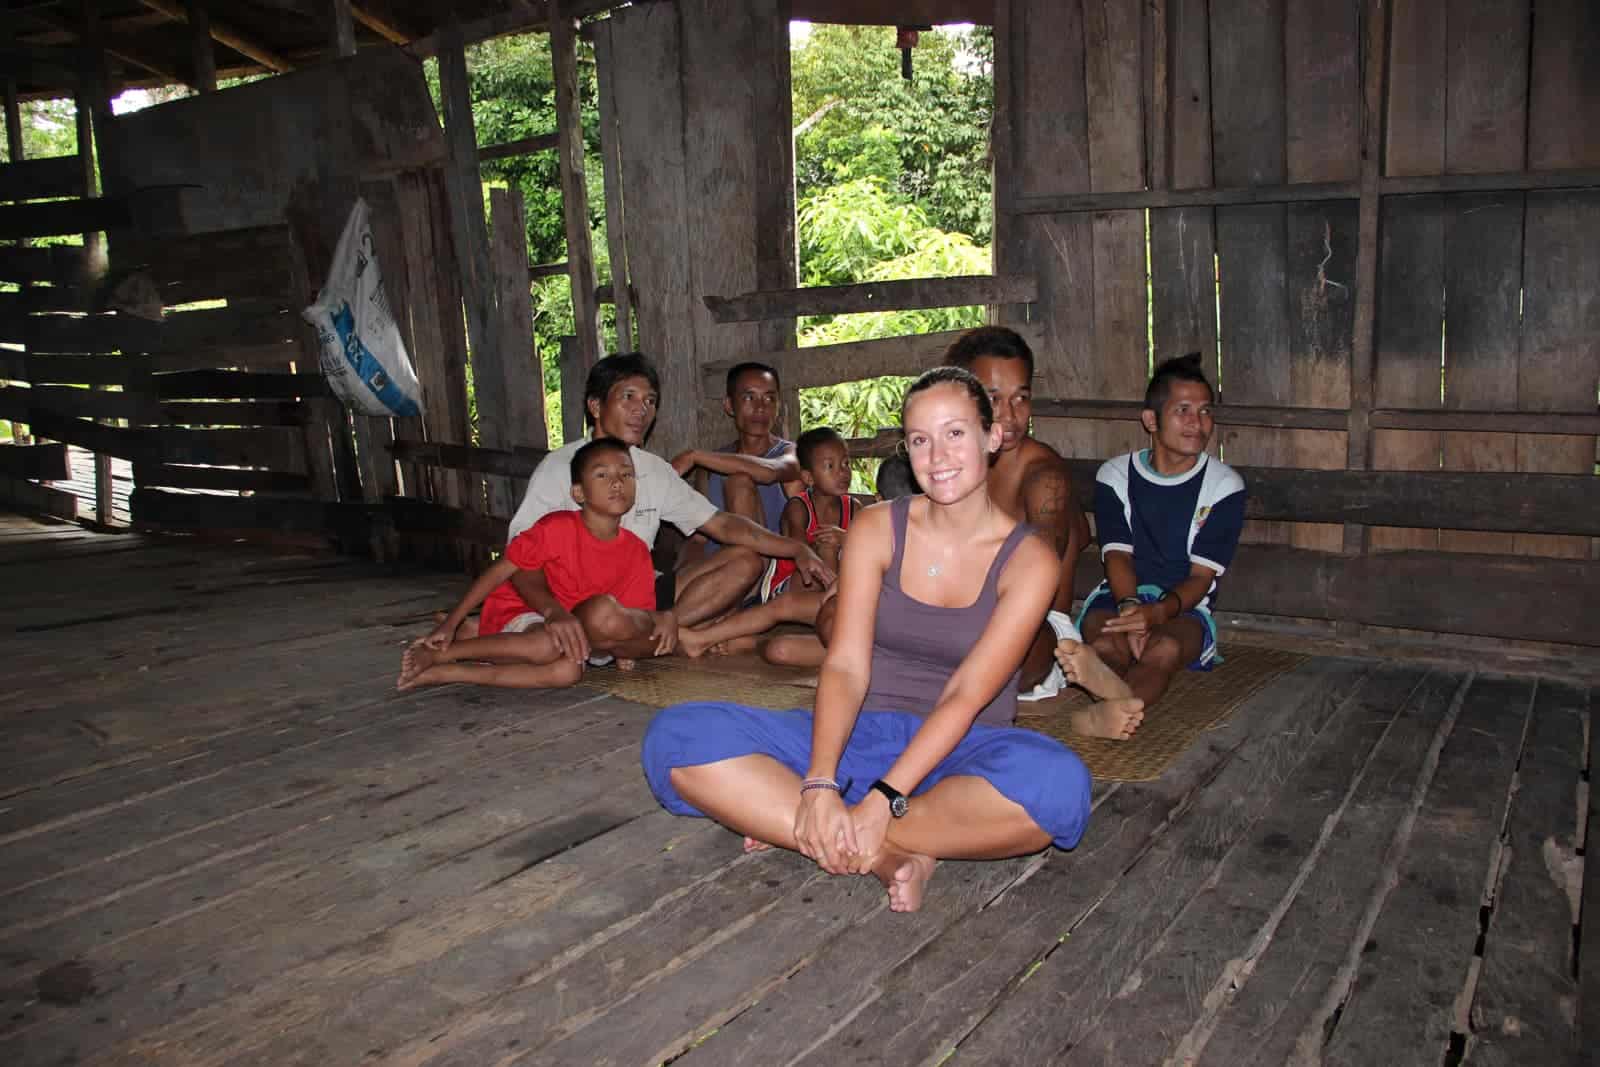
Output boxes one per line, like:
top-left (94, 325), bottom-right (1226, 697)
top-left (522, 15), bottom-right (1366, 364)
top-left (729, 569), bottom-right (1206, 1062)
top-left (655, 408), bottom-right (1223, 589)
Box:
top-left (507, 353), bottom-right (832, 663)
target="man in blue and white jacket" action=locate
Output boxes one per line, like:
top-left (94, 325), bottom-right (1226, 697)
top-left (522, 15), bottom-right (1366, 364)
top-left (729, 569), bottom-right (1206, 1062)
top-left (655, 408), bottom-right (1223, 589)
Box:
top-left (1054, 352), bottom-right (1246, 742)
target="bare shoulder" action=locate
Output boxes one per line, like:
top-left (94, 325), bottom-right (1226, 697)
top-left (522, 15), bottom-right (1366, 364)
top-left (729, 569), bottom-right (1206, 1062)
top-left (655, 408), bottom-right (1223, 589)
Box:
top-left (997, 526), bottom-right (1062, 595)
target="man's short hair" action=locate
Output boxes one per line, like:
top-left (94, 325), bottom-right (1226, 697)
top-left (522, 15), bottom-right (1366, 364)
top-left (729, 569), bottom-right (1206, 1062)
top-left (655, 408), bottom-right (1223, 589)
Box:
top-left (725, 361), bottom-right (781, 397)
top-left (584, 352), bottom-right (661, 427)
top-left (875, 452), bottom-right (920, 499)
top-left (795, 426), bottom-right (846, 470)
top-left (942, 326), bottom-right (1035, 381)
top-left (570, 438), bottom-right (631, 483)
top-left (1144, 352), bottom-right (1214, 414)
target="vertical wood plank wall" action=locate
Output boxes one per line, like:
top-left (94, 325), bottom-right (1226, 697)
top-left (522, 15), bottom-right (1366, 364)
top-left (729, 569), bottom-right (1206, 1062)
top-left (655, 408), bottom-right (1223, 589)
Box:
top-left (998, 0), bottom-right (1599, 566)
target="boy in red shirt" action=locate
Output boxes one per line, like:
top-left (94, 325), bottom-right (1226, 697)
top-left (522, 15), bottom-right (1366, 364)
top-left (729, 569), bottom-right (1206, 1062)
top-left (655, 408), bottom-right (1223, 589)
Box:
top-left (397, 439), bottom-right (676, 690)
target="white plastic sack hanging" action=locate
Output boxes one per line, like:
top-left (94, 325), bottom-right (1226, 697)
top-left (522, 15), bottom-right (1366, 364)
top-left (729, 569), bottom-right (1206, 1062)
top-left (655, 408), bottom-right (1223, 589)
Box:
top-left (302, 198), bottom-right (424, 417)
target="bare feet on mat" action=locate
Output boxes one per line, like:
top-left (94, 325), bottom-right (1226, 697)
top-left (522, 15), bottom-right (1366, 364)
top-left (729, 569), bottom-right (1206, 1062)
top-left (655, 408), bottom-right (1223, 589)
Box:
top-left (742, 836), bottom-right (773, 853)
top-left (710, 635), bottom-right (758, 656)
top-left (615, 658), bottom-right (637, 671)
top-left (871, 850), bottom-right (936, 913)
top-left (1055, 640), bottom-right (1133, 700)
top-left (397, 642), bottom-right (440, 691)
top-left (1068, 697), bottom-right (1146, 741)
top-left (677, 628), bottom-right (716, 658)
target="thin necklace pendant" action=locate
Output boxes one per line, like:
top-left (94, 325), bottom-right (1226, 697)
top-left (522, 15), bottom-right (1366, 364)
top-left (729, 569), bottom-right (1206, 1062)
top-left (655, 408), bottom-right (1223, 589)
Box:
top-left (927, 563), bottom-right (941, 577)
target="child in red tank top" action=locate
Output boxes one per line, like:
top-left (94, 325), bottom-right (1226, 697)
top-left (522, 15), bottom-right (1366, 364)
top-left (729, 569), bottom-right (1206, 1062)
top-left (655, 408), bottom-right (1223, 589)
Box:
top-left (677, 428), bottom-right (872, 659)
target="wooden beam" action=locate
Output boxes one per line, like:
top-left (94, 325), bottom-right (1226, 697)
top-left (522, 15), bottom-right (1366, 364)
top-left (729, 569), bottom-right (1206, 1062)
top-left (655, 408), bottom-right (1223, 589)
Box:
top-left (138, 0), bottom-right (294, 74)
top-left (0, 442), bottom-right (69, 479)
top-left (132, 462), bottom-right (310, 492)
top-left (350, 4), bottom-right (412, 45)
top-left (437, 18), bottom-right (510, 517)
top-left (1011, 167), bottom-right (1600, 217)
top-left (183, 0), bottom-right (216, 91)
top-left (789, 0), bottom-right (992, 24)
top-left (406, 7), bottom-right (550, 58)
top-left (130, 486), bottom-right (367, 541)
top-left (0, 473), bottom-right (79, 522)
top-left (0, 384), bottom-right (160, 422)
top-left (528, 260), bottom-right (569, 280)
top-left (330, 0), bottom-right (357, 57)
top-left (559, 334), bottom-right (584, 443)
top-left (490, 186), bottom-right (548, 453)
top-left (706, 274), bottom-right (1039, 324)
top-left (75, 0), bottom-right (115, 529)
top-left (1058, 460), bottom-right (1600, 539)
top-left (591, 19), bottom-right (633, 350)
top-left (0, 154), bottom-right (88, 201)
top-left (388, 438), bottom-right (546, 479)
top-left (702, 328), bottom-right (986, 393)
top-left (478, 132), bottom-right (560, 161)
top-left (0, 196), bottom-right (131, 240)
top-left (1343, 0), bottom-right (1389, 556)
top-left (550, 5), bottom-right (604, 369)
top-left (0, 245), bottom-right (86, 286)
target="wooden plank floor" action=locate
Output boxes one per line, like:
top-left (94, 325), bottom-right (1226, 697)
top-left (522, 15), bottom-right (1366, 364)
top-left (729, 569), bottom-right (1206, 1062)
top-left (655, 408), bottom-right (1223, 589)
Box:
top-left (0, 513), bottom-right (1590, 1066)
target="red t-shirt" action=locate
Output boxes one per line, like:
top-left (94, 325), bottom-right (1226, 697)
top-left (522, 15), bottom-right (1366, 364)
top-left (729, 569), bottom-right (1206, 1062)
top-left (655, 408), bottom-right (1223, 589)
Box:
top-left (479, 511), bottom-right (656, 636)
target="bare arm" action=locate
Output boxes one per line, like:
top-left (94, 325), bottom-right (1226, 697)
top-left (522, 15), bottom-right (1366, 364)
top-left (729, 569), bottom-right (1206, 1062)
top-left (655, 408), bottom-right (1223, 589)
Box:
top-left (807, 504), bottom-right (891, 780)
top-left (1021, 461), bottom-right (1090, 612)
top-left (508, 567), bottom-right (589, 663)
top-left (431, 557), bottom-right (522, 643)
top-left (671, 447), bottom-right (801, 485)
top-left (1103, 549), bottom-right (1139, 603)
top-left (697, 510), bottom-right (834, 586)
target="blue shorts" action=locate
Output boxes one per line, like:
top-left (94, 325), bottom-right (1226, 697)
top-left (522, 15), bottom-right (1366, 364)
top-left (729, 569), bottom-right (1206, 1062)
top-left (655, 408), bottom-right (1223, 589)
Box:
top-left (1076, 582), bottom-right (1220, 669)
top-left (640, 702), bottom-right (1092, 850)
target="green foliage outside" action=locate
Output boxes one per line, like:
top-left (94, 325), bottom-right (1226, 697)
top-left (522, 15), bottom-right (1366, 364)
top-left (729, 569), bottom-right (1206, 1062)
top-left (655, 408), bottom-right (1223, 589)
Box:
top-left (789, 26), bottom-right (994, 489)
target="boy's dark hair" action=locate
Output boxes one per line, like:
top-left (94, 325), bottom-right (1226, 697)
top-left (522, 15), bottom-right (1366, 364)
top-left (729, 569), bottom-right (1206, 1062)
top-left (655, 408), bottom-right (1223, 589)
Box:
top-left (570, 438), bottom-right (632, 484)
top-left (584, 352), bottom-right (661, 427)
top-left (1144, 352), bottom-right (1214, 416)
top-left (902, 365), bottom-right (995, 431)
top-left (875, 452), bottom-right (921, 499)
top-left (725, 361), bottom-right (781, 397)
top-left (795, 426), bottom-right (846, 470)
top-left (942, 325), bottom-right (1035, 381)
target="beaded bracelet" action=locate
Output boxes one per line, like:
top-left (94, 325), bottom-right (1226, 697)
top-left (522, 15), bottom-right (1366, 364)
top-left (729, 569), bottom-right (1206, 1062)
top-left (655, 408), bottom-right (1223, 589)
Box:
top-left (800, 777), bottom-right (851, 795)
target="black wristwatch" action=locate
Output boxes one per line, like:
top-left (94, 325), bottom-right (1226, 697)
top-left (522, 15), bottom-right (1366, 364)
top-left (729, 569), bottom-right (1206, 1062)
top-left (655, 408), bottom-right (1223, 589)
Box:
top-left (870, 779), bottom-right (909, 818)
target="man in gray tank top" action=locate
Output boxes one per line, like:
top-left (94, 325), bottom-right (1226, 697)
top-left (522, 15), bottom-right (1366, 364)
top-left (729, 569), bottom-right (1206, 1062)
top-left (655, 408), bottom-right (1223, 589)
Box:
top-left (671, 362), bottom-right (804, 564)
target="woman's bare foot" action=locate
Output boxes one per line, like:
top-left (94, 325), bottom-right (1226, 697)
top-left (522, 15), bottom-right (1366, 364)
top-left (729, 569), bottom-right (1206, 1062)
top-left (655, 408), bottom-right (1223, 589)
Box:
top-left (1055, 640), bottom-right (1134, 700)
top-left (615, 657), bottom-right (638, 671)
top-left (397, 642), bottom-right (440, 691)
top-left (1068, 696), bottom-right (1146, 740)
top-left (742, 836), bottom-right (773, 853)
top-left (870, 850), bottom-right (937, 913)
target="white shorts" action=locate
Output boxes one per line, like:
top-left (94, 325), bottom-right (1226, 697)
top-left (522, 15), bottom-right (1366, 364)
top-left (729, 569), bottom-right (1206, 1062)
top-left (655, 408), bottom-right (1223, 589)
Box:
top-left (496, 611), bottom-right (614, 667)
top-left (1017, 610), bottom-right (1084, 703)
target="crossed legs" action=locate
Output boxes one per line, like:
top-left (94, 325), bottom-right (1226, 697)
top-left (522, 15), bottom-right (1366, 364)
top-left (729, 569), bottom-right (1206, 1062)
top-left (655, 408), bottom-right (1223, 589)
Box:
top-left (668, 755), bottom-right (1049, 913)
top-left (1054, 610), bottom-right (1207, 740)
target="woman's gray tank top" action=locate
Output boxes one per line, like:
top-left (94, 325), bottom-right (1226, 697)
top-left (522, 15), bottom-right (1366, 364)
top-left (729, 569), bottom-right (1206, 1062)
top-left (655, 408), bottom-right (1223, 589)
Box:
top-left (858, 495), bottom-right (1034, 726)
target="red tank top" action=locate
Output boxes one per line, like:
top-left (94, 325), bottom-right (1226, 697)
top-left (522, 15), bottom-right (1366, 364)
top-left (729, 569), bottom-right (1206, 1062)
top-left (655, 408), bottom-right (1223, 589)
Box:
top-left (769, 490), bottom-right (852, 590)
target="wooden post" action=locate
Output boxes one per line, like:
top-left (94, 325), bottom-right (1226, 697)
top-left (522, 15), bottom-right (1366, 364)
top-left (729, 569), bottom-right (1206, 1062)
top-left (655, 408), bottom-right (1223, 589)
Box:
top-left (550, 5), bottom-right (604, 369)
top-left (591, 20), bottom-right (633, 351)
top-left (559, 335), bottom-right (585, 445)
top-left (184, 0), bottom-right (217, 92)
top-left (1342, 0), bottom-right (1389, 558)
top-left (77, 1), bottom-right (115, 527)
top-left (437, 20), bottom-right (512, 518)
top-left (490, 186), bottom-right (548, 453)
top-left (330, 0), bottom-right (356, 59)
top-left (749, 0), bottom-right (799, 438)
top-left (3, 75), bottom-right (26, 445)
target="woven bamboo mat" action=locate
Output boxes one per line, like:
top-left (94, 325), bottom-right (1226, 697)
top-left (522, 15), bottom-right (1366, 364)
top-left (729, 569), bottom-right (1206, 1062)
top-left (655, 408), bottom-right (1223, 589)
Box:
top-left (1016, 644), bottom-right (1309, 782)
top-left (590, 653), bottom-right (817, 712)
top-left (591, 644), bottom-right (1307, 783)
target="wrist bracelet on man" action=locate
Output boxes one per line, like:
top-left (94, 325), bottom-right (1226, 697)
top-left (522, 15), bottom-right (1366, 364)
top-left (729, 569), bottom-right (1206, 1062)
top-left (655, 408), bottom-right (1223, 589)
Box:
top-left (1116, 595), bottom-right (1142, 610)
top-left (1158, 589), bottom-right (1181, 614)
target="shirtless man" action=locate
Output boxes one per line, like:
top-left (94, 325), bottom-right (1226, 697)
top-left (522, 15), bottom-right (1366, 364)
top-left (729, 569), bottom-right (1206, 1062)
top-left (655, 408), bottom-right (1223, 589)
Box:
top-left (505, 353), bottom-right (832, 664)
top-left (946, 327), bottom-right (1140, 740)
top-left (670, 362), bottom-right (803, 563)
